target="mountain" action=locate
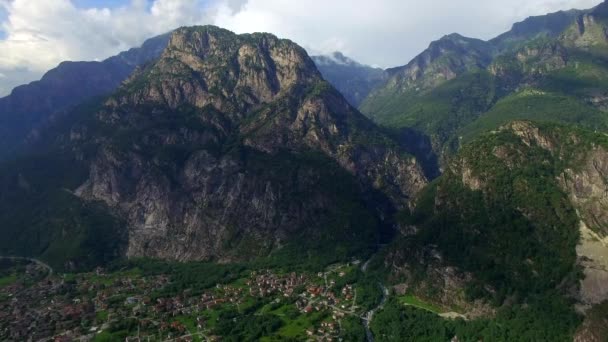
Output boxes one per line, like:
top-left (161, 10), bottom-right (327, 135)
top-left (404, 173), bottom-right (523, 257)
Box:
top-left (358, 33), bottom-right (495, 137)
top-left (360, 33), bottom-right (494, 118)
top-left (0, 5), bottom-right (607, 340)
top-left (372, 121), bottom-right (608, 339)
top-left (359, 1), bottom-right (608, 164)
top-left (0, 33), bottom-right (171, 160)
top-left (0, 26), bottom-right (427, 270)
top-left (384, 33), bottom-right (494, 92)
top-left (354, 6), bottom-right (608, 337)
top-left (561, 1), bottom-right (608, 49)
top-left (0, 44), bottom-right (385, 163)
top-left (491, 9), bottom-right (583, 51)
top-left (312, 52), bottom-right (387, 107)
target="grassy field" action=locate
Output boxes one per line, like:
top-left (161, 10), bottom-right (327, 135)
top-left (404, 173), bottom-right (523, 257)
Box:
top-left (398, 294), bottom-right (444, 314)
top-left (272, 309), bottom-right (328, 340)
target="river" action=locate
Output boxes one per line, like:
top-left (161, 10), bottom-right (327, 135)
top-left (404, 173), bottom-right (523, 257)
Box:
top-left (361, 255), bottom-right (388, 342)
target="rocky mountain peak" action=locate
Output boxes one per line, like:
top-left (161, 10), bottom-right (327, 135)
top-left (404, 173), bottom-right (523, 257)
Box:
top-left (431, 33), bottom-right (475, 47)
top-left (378, 34), bottom-right (493, 94)
top-left (63, 26), bottom-right (428, 263)
top-left (111, 25), bottom-right (321, 115)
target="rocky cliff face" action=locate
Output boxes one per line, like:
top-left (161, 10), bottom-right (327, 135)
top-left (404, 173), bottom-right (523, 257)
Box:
top-left (489, 41), bottom-right (568, 83)
top-left (499, 121), bottom-right (608, 238)
top-left (564, 150), bottom-right (608, 309)
top-left (574, 300), bottom-right (608, 342)
top-left (69, 26), bottom-right (427, 262)
top-left (559, 148), bottom-right (608, 238)
top-left (503, 121), bottom-right (608, 311)
top-left (562, 1), bottom-right (608, 49)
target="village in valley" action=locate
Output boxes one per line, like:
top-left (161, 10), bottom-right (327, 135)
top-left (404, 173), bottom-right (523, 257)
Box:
top-left (0, 258), bottom-right (376, 341)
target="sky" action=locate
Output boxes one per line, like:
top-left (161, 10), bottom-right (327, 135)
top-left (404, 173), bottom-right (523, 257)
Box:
top-left (0, 0), bottom-right (603, 96)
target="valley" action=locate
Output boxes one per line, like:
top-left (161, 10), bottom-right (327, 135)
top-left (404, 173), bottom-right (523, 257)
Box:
top-left (0, 1), bottom-right (608, 341)
top-left (0, 258), bottom-right (386, 341)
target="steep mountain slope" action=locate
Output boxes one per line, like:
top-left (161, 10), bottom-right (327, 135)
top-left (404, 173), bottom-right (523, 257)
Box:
top-left (457, 3), bottom-right (608, 142)
top-left (358, 34), bottom-right (497, 160)
top-left (0, 26), bottom-right (427, 269)
top-left (491, 9), bottom-right (583, 51)
top-left (0, 33), bottom-right (170, 160)
top-left (383, 34), bottom-right (494, 93)
top-left (562, 1), bottom-right (608, 50)
top-left (312, 52), bottom-right (387, 107)
top-left (375, 121), bottom-right (608, 339)
top-left (360, 1), bottom-right (608, 165)
top-left (360, 33), bottom-right (494, 117)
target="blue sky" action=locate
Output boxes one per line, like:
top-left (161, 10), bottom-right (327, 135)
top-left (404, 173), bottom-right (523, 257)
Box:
top-left (0, 0), bottom-right (603, 97)
top-left (0, 6), bottom-right (6, 40)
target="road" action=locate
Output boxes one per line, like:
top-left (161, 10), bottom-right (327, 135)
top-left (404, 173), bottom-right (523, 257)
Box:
top-left (0, 256), bottom-right (53, 276)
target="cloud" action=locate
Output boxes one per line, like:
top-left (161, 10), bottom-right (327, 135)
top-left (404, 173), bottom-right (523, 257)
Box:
top-left (0, 0), bottom-right (217, 96)
top-left (0, 0), bottom-right (603, 96)
top-left (213, 0), bottom-right (602, 69)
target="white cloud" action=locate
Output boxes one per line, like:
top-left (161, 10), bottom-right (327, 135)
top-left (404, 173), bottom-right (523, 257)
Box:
top-left (0, 0), bottom-right (603, 96)
top-left (213, 0), bottom-right (602, 68)
top-left (0, 0), bottom-right (217, 96)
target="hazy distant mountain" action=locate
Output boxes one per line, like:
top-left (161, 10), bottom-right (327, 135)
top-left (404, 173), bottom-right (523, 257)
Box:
top-left (312, 52), bottom-right (387, 107)
top-left (0, 33), bottom-right (171, 160)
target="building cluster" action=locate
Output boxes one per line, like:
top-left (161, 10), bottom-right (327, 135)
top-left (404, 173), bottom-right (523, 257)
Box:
top-left (247, 270), bottom-right (308, 298)
top-left (0, 262), bottom-right (364, 341)
top-left (0, 276), bottom-right (94, 341)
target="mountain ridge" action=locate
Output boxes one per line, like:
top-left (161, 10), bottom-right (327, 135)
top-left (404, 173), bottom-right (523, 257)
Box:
top-left (0, 32), bottom-right (171, 161)
top-left (359, 1), bottom-right (608, 166)
top-left (0, 25), bottom-right (427, 268)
